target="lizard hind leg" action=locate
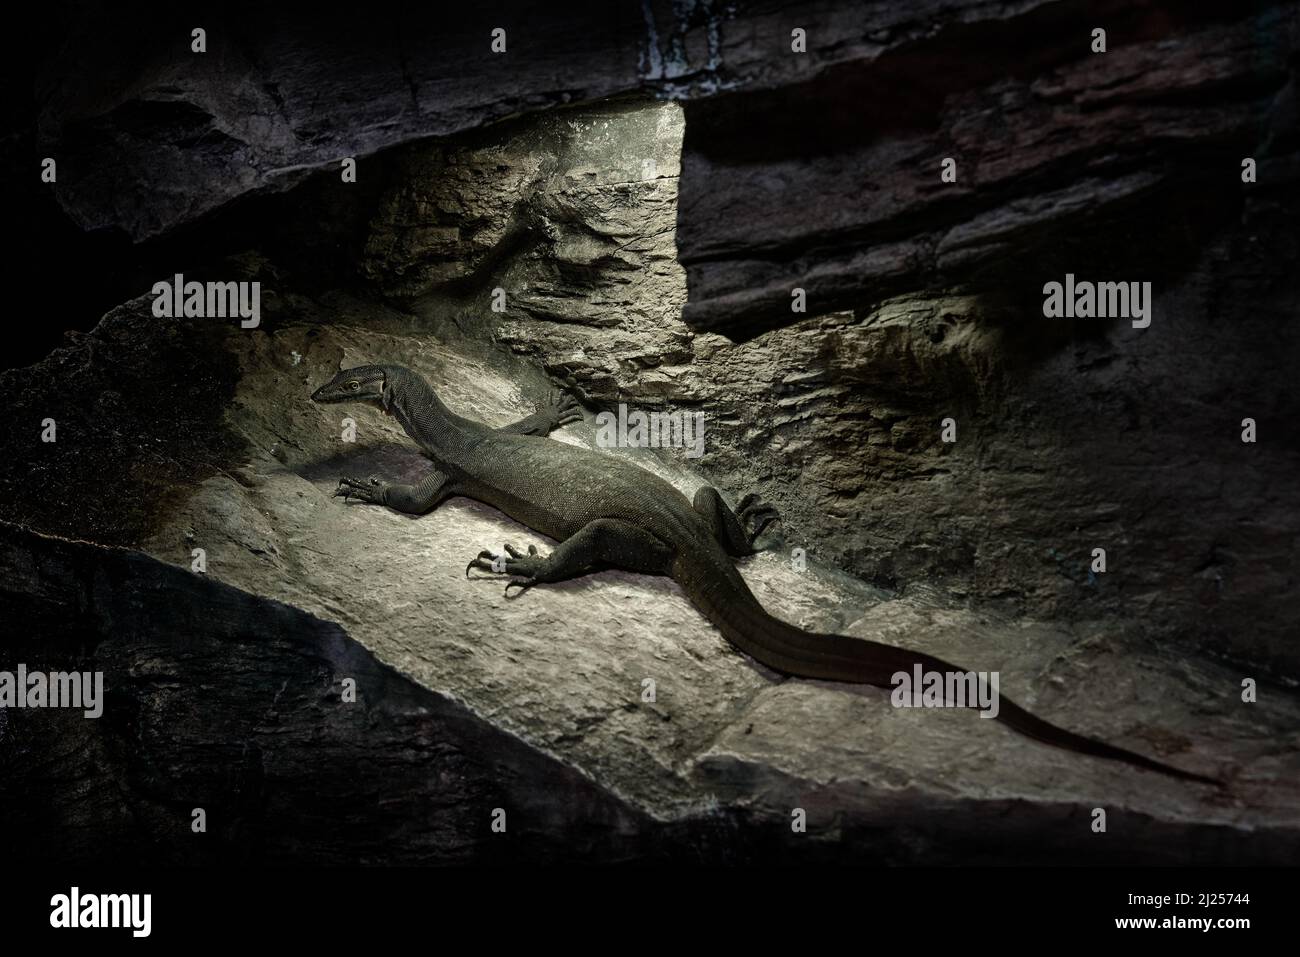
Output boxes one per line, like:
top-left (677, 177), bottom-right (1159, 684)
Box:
top-left (692, 486), bottom-right (779, 557)
top-left (465, 519), bottom-right (674, 598)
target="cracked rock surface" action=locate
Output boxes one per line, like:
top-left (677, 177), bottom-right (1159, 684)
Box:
top-left (3, 289), bottom-right (1298, 863)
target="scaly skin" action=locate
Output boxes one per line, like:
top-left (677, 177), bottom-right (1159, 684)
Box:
top-left (312, 363), bottom-right (1218, 785)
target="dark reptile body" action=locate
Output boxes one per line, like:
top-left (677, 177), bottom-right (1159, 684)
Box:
top-left (323, 364), bottom-right (1217, 785)
top-left (391, 368), bottom-right (703, 546)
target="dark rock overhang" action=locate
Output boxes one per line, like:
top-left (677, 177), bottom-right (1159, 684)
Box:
top-left (35, 0), bottom-right (1299, 339)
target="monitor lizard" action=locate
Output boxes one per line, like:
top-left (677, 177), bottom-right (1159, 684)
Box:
top-left (311, 362), bottom-right (1217, 785)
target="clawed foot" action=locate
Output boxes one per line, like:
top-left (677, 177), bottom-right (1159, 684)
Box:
top-left (737, 492), bottom-right (779, 546)
top-left (334, 476), bottom-right (387, 505)
top-left (465, 542), bottom-right (547, 597)
top-left (545, 390), bottom-right (583, 429)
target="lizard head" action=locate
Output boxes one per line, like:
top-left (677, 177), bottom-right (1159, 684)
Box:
top-left (311, 364), bottom-right (391, 406)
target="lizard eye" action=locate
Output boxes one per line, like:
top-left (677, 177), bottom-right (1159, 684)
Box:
top-left (347, 380), bottom-right (361, 391)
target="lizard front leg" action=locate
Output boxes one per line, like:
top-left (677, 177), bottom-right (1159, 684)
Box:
top-left (466, 519), bottom-right (673, 597)
top-left (335, 467), bottom-right (452, 514)
top-left (495, 389), bottom-right (583, 437)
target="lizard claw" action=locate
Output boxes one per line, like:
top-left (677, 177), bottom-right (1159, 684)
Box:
top-left (465, 542), bottom-right (545, 594)
top-left (502, 543), bottom-right (539, 560)
top-left (737, 492), bottom-right (780, 544)
top-left (503, 579), bottom-right (536, 598)
top-left (545, 390), bottom-right (583, 428)
top-left (465, 549), bottom-right (500, 578)
top-left (335, 476), bottom-right (386, 505)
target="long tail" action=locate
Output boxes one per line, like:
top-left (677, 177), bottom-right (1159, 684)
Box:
top-left (673, 544), bottom-right (1218, 786)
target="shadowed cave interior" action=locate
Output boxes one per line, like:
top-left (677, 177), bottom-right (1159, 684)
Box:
top-left (2, 0), bottom-right (1299, 865)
